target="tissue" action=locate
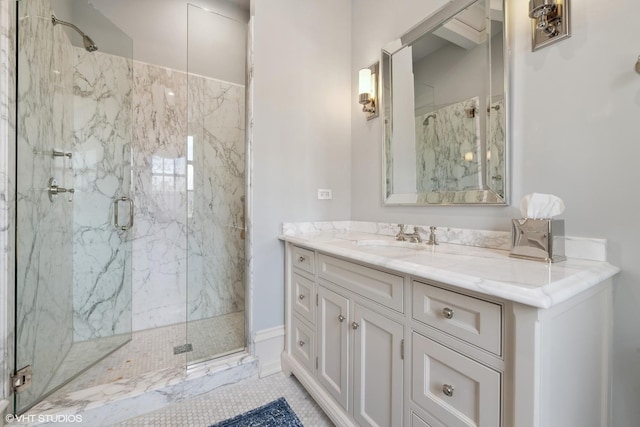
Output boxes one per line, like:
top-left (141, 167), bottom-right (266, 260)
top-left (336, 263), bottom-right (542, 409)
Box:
top-left (519, 193), bottom-right (565, 219)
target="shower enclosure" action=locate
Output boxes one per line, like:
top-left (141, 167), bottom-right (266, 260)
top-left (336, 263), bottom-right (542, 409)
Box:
top-left (14, 0), bottom-right (247, 414)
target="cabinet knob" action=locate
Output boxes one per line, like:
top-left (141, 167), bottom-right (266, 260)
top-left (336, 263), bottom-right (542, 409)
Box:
top-left (299, 340), bottom-right (305, 347)
top-left (442, 307), bottom-right (454, 319)
top-left (299, 294), bottom-right (305, 300)
top-left (338, 314), bottom-right (345, 322)
top-left (352, 322), bottom-right (360, 330)
top-left (442, 384), bottom-right (454, 397)
top-left (298, 255), bottom-right (306, 262)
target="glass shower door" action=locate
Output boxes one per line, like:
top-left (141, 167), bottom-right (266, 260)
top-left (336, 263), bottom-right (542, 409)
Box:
top-left (185, 4), bottom-right (247, 365)
top-left (14, 0), bottom-right (133, 413)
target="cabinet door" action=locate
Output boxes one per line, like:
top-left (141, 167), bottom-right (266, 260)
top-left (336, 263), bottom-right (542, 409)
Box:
top-left (353, 304), bottom-right (404, 427)
top-left (317, 285), bottom-right (350, 411)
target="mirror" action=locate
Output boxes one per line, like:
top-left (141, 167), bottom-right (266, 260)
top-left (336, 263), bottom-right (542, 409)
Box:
top-left (382, 0), bottom-right (507, 205)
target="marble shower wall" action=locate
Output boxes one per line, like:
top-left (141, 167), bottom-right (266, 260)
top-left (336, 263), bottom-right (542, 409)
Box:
top-left (14, 0), bottom-right (75, 407)
top-left (132, 62), bottom-right (188, 330)
top-left (72, 48), bottom-right (133, 341)
top-left (187, 74), bottom-right (246, 322)
top-left (416, 97), bottom-right (481, 192)
top-left (132, 62), bottom-right (246, 331)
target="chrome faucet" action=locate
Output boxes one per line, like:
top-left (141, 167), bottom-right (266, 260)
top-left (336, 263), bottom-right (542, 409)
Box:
top-left (396, 224), bottom-right (422, 243)
top-left (426, 226), bottom-right (438, 245)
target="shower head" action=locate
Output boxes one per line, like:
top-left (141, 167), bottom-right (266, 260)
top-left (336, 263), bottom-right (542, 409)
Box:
top-left (82, 35), bottom-right (98, 53)
top-left (52, 15), bottom-right (98, 53)
top-left (423, 114), bottom-right (436, 126)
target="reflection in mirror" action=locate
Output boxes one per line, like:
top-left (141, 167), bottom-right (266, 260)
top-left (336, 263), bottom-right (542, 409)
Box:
top-left (382, 0), bottom-right (507, 205)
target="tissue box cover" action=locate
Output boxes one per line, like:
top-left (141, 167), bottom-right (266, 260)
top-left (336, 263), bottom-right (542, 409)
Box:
top-left (510, 219), bottom-right (566, 263)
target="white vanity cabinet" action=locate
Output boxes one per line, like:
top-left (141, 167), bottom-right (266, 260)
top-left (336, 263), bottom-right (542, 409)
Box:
top-left (281, 241), bottom-right (614, 427)
top-left (284, 246), bottom-right (406, 426)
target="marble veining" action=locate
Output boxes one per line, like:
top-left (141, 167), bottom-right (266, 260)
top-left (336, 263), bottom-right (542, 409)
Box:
top-left (281, 221), bottom-right (619, 308)
top-left (131, 61), bottom-right (189, 330)
top-left (187, 74), bottom-right (246, 323)
top-left (25, 354), bottom-right (258, 427)
top-left (72, 47), bottom-right (133, 341)
top-left (283, 221), bottom-right (609, 262)
top-left (416, 97), bottom-right (481, 192)
top-left (283, 221), bottom-right (512, 250)
top-left (280, 226), bottom-right (619, 309)
top-left (14, 0), bottom-right (76, 410)
top-left (132, 60), bottom-right (246, 331)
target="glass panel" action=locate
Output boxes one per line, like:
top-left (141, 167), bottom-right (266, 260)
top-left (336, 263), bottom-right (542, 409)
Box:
top-left (186, 4), bottom-right (246, 366)
top-left (15, 0), bottom-right (133, 412)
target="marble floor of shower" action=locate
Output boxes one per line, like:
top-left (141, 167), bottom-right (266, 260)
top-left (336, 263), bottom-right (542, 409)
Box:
top-left (48, 311), bottom-right (245, 396)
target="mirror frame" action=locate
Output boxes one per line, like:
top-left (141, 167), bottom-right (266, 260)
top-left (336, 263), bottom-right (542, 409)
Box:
top-left (381, 0), bottom-right (510, 206)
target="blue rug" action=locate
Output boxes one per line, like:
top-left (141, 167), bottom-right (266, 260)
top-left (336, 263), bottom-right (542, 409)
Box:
top-left (209, 397), bottom-right (304, 427)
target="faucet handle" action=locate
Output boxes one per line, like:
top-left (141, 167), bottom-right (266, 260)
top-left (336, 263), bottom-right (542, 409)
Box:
top-left (427, 226), bottom-right (438, 245)
top-left (396, 224), bottom-right (406, 241)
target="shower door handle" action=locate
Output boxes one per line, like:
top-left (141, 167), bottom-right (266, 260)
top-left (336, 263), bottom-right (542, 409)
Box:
top-left (114, 196), bottom-right (134, 231)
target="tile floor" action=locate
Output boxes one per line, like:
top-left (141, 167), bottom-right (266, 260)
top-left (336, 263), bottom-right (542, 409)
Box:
top-left (50, 312), bottom-right (244, 395)
top-left (114, 372), bottom-right (334, 427)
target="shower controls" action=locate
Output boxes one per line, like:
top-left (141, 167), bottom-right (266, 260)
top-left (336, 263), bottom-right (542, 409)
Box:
top-left (52, 150), bottom-right (72, 159)
top-left (114, 196), bottom-right (134, 231)
top-left (48, 178), bottom-right (74, 202)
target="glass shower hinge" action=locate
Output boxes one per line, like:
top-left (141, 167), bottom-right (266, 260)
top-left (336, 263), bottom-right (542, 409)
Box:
top-left (11, 365), bottom-right (32, 393)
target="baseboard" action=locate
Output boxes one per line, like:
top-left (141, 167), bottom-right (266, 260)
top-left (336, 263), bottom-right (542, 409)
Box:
top-left (253, 325), bottom-right (285, 377)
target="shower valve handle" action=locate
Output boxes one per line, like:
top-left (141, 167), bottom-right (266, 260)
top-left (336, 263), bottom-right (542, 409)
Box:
top-left (48, 178), bottom-right (74, 202)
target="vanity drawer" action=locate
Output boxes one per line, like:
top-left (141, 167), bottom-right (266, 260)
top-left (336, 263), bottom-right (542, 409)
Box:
top-left (412, 332), bottom-right (501, 427)
top-left (291, 315), bottom-right (315, 373)
top-left (292, 273), bottom-right (315, 324)
top-left (412, 281), bottom-right (502, 355)
top-left (292, 245), bottom-right (316, 275)
top-left (318, 254), bottom-right (404, 312)
top-left (411, 412), bottom-right (442, 427)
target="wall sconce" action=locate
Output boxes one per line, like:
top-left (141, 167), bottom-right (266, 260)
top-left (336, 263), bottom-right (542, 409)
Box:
top-left (358, 62), bottom-right (379, 120)
top-left (529, 0), bottom-right (570, 51)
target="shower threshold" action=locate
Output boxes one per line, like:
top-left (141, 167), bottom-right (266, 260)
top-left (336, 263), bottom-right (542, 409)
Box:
top-left (22, 313), bottom-right (256, 425)
top-left (25, 351), bottom-right (258, 426)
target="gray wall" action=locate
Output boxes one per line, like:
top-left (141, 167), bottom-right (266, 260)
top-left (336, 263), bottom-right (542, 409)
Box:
top-left (351, 0), bottom-right (640, 425)
top-left (251, 0), bottom-right (352, 331)
top-left (88, 0), bottom-right (248, 82)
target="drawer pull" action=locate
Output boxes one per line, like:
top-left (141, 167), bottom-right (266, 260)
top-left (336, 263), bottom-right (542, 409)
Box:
top-left (299, 294), bottom-right (305, 300)
top-left (442, 307), bottom-right (455, 319)
top-left (299, 340), bottom-right (305, 347)
top-left (338, 314), bottom-right (345, 322)
top-left (298, 255), bottom-right (306, 263)
top-left (442, 384), bottom-right (455, 397)
top-left (352, 321), bottom-right (360, 330)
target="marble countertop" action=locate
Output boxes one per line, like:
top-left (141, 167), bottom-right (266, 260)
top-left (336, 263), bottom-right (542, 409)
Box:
top-left (280, 230), bottom-right (620, 309)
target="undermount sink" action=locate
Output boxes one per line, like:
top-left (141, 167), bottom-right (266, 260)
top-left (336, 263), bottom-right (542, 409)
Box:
top-left (355, 239), bottom-right (425, 250)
